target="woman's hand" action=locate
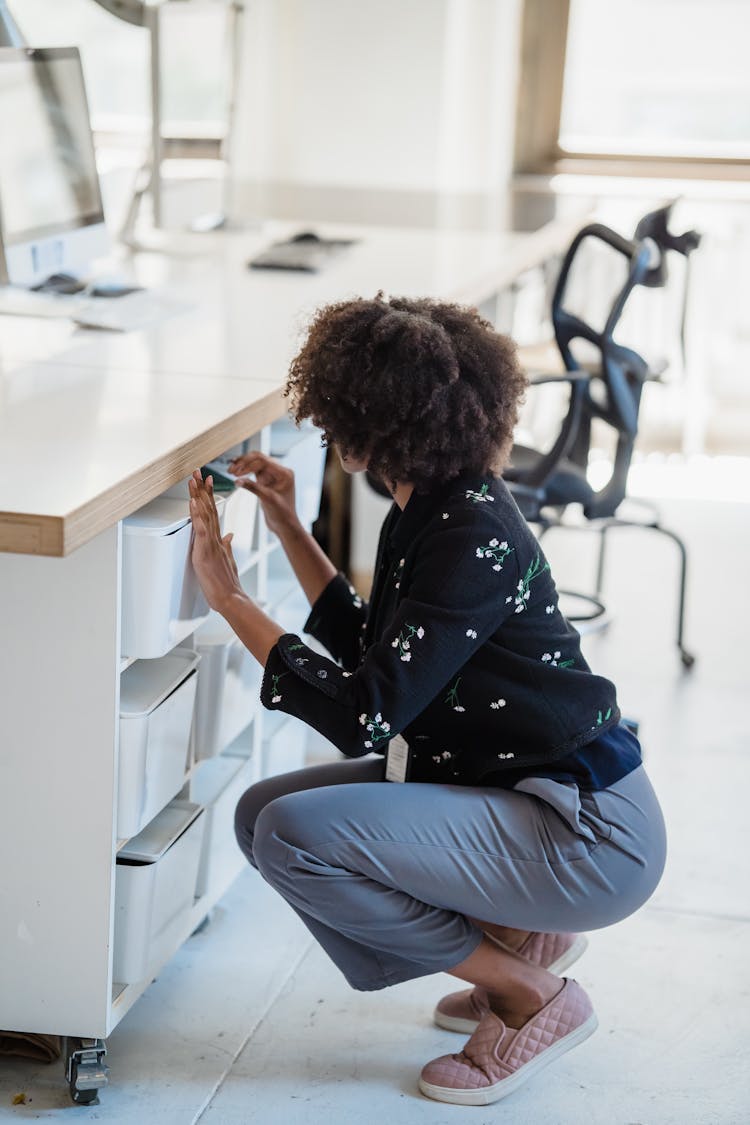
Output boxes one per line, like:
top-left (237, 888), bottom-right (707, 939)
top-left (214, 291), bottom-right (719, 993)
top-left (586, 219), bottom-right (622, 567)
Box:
top-left (189, 470), bottom-right (244, 613)
top-left (227, 451), bottom-right (300, 538)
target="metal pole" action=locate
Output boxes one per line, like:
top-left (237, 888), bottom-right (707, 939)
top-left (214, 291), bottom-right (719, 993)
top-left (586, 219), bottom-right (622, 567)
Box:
top-left (0, 1), bottom-right (25, 46)
top-left (220, 0), bottom-right (245, 224)
top-left (146, 4), bottom-right (162, 228)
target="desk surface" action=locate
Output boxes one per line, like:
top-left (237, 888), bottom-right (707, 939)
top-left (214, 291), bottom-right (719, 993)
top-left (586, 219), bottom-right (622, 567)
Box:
top-left (0, 217), bottom-right (581, 556)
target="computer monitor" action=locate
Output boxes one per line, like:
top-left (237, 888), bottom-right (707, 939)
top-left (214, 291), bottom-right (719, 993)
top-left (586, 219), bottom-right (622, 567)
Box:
top-left (0, 46), bottom-right (109, 287)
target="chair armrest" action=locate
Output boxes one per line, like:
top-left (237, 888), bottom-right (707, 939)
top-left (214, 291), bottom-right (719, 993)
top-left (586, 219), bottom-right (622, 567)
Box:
top-left (527, 370), bottom-right (592, 386)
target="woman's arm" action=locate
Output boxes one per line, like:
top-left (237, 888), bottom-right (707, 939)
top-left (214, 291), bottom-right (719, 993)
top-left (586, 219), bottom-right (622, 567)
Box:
top-left (227, 451), bottom-right (368, 669)
top-left (189, 470), bottom-right (283, 664)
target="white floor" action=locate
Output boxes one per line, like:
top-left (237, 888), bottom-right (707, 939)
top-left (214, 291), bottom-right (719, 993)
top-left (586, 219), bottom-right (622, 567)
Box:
top-left (2, 470), bottom-right (749, 1123)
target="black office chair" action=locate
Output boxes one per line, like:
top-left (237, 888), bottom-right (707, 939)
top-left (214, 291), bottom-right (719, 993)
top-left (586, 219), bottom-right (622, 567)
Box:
top-left (504, 203), bottom-right (701, 668)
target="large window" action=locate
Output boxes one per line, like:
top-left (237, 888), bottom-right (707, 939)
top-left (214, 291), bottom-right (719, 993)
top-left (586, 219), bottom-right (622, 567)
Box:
top-left (16, 0), bottom-right (228, 139)
top-left (560, 0), bottom-right (750, 160)
top-left (516, 0), bottom-right (750, 173)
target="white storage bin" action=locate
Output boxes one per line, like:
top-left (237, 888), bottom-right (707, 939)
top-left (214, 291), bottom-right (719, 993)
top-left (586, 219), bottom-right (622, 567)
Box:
top-left (270, 420), bottom-right (326, 531)
top-left (121, 495), bottom-right (224, 659)
top-left (118, 650), bottom-right (199, 838)
top-left (190, 753), bottom-right (256, 900)
top-left (114, 801), bottom-right (205, 984)
top-left (221, 485), bottom-right (258, 574)
top-left (265, 548), bottom-right (310, 634)
top-left (262, 713), bottom-right (308, 778)
top-left (191, 615), bottom-right (262, 761)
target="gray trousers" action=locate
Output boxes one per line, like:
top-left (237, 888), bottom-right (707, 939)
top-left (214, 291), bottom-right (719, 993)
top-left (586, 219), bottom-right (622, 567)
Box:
top-left (234, 757), bottom-right (666, 991)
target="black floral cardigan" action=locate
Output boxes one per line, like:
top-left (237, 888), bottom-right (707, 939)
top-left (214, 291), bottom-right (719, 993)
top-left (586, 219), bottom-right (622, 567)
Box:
top-left (260, 473), bottom-right (621, 785)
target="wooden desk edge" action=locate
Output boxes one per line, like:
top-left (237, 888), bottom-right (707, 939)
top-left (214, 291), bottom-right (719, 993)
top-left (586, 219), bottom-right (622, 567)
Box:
top-left (0, 386), bottom-right (286, 558)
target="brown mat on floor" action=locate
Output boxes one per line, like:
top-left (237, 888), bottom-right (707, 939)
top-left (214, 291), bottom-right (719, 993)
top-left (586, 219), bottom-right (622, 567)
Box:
top-left (0, 1032), bottom-right (61, 1063)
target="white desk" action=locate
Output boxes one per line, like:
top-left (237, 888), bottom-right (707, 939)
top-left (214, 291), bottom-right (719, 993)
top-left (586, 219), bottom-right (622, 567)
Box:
top-left (0, 217), bottom-right (581, 1056)
top-left (0, 217), bottom-right (582, 556)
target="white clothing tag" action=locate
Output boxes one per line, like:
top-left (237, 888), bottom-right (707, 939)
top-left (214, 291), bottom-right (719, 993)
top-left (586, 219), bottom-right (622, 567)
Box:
top-left (385, 734), bottom-right (409, 782)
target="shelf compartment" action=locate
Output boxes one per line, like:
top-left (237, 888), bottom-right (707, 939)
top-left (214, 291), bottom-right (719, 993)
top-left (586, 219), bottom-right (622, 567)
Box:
top-left (191, 615), bottom-right (262, 761)
top-left (190, 752), bottom-right (257, 900)
top-left (262, 712), bottom-right (308, 778)
top-left (113, 800), bottom-right (205, 986)
top-left (118, 650), bottom-right (199, 838)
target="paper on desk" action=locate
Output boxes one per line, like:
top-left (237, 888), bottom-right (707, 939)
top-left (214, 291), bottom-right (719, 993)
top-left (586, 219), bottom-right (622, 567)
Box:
top-left (73, 292), bottom-right (192, 333)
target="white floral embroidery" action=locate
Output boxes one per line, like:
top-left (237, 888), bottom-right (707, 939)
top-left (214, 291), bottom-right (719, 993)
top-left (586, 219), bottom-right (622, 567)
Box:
top-left (466, 484), bottom-right (495, 503)
top-left (477, 539), bottom-right (514, 573)
top-left (545, 604), bottom-right (555, 615)
top-left (347, 583), bottom-right (364, 609)
top-left (442, 512), bottom-right (449, 519)
top-left (393, 623), bottom-right (424, 661)
top-left (490, 698), bottom-right (507, 709)
top-left (497, 752), bottom-right (515, 760)
top-left (466, 628), bottom-right (478, 639)
top-left (316, 669), bottom-right (327, 678)
top-left (360, 712), bottom-right (391, 749)
top-left (513, 555), bottom-right (550, 614)
top-left (541, 650), bottom-right (574, 669)
top-left (342, 671), bottom-right (352, 677)
top-left (445, 677), bottom-right (464, 711)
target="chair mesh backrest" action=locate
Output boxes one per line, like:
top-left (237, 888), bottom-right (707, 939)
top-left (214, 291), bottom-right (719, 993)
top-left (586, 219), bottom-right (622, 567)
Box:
top-left (550, 225), bottom-right (655, 516)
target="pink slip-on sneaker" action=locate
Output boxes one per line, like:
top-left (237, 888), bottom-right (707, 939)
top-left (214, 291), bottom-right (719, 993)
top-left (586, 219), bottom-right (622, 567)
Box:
top-left (434, 931), bottom-right (587, 1033)
top-left (420, 978), bottom-right (597, 1106)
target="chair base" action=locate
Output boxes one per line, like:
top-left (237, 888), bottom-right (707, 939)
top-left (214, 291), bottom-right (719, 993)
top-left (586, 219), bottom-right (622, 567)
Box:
top-left (537, 506), bottom-right (696, 669)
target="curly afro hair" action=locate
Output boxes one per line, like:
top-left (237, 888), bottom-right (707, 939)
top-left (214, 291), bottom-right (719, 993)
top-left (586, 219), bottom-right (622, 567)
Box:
top-left (284, 293), bottom-right (527, 493)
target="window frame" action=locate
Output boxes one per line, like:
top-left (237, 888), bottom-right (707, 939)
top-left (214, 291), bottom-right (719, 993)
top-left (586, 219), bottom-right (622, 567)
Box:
top-left (514, 0), bottom-right (750, 182)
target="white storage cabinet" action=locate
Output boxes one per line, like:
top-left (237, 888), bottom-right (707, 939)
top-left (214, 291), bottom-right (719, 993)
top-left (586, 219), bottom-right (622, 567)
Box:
top-left (0, 415), bottom-right (324, 1106)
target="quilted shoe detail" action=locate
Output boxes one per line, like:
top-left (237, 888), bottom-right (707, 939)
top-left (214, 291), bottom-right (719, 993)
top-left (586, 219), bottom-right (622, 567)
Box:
top-left (432, 932), bottom-right (586, 1034)
top-left (433, 986), bottom-right (490, 1034)
top-left (420, 978), bottom-right (597, 1106)
top-left (508, 931), bottom-right (588, 976)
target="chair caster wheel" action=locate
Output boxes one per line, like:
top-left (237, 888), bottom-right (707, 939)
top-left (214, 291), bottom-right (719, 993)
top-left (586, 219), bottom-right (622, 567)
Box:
top-left (680, 649), bottom-right (696, 669)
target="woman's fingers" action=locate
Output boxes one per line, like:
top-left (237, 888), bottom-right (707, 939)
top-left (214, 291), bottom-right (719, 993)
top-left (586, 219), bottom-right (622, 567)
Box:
top-left (189, 470), bottom-right (223, 538)
top-left (228, 451), bottom-right (273, 474)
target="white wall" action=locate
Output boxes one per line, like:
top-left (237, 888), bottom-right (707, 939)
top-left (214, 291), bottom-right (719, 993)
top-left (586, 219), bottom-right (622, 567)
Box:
top-left (231, 0), bottom-right (523, 229)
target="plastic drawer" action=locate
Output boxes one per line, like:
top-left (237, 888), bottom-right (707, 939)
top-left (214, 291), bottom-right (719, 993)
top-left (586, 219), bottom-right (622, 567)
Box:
top-left (262, 713), bottom-right (308, 778)
top-left (118, 651), bottom-right (199, 839)
top-left (113, 801), bottom-right (205, 985)
top-left (191, 616), bottom-right (262, 761)
top-left (121, 496), bottom-right (224, 659)
top-left (190, 754), bottom-right (257, 900)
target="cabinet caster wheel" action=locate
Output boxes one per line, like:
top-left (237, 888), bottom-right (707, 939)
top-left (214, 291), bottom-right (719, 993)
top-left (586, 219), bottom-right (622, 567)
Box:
top-left (65, 1037), bottom-right (109, 1106)
top-left (69, 1063), bottom-right (98, 1106)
